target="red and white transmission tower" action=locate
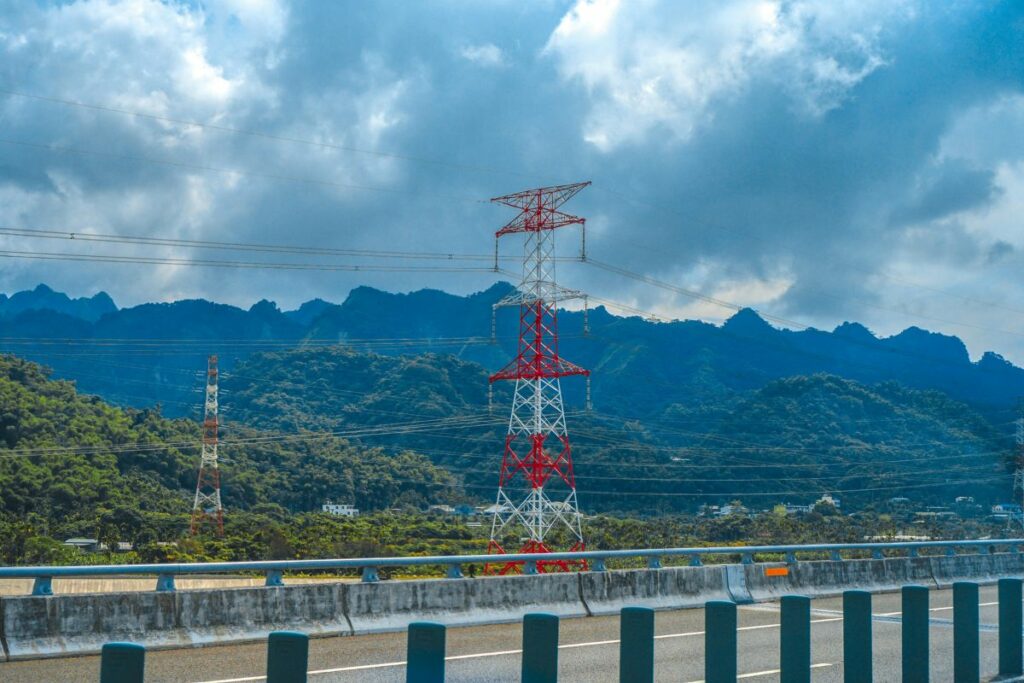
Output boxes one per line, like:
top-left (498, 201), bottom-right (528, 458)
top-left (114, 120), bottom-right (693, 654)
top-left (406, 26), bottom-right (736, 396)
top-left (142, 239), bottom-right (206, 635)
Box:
top-left (191, 355), bottom-right (224, 536)
top-left (486, 181), bottom-right (591, 572)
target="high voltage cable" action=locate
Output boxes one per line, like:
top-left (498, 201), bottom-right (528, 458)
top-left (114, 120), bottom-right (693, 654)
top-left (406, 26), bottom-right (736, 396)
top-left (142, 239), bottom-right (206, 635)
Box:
top-left (0, 249), bottom-right (498, 273)
top-left (592, 184), bottom-right (1024, 318)
top-left (0, 138), bottom-right (486, 203)
top-left (0, 227), bottom-right (520, 262)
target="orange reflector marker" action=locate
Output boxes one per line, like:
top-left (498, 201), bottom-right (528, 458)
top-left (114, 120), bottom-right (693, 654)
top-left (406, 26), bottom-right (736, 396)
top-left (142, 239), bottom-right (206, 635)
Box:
top-left (765, 567), bottom-right (790, 577)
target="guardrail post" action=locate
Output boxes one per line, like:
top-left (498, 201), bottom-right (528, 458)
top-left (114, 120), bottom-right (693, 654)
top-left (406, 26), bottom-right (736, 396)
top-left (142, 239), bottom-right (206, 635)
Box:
top-left (954, 581), bottom-right (979, 683)
top-left (785, 551), bottom-right (797, 564)
top-left (524, 560), bottom-right (539, 575)
top-left (741, 553), bottom-right (754, 565)
top-left (705, 600), bottom-right (737, 683)
top-left (522, 613), bottom-right (558, 683)
top-left (407, 622), bottom-right (445, 683)
top-left (829, 550), bottom-right (842, 562)
top-left (265, 570), bottom-right (284, 587)
top-left (780, 595), bottom-right (810, 683)
top-left (646, 556), bottom-right (662, 569)
top-left (361, 567), bottom-right (380, 583)
top-left (155, 573), bottom-right (175, 592)
top-left (445, 564), bottom-right (463, 579)
top-left (908, 547), bottom-right (919, 558)
top-left (843, 590), bottom-right (872, 683)
top-left (999, 578), bottom-right (1023, 677)
top-left (266, 631), bottom-right (308, 683)
top-left (689, 554), bottom-right (702, 567)
top-left (871, 549), bottom-right (883, 560)
top-left (32, 576), bottom-right (53, 596)
top-left (619, 607), bottom-right (654, 683)
top-left (100, 642), bottom-right (145, 683)
top-left (591, 558), bottom-right (607, 572)
top-left (902, 585), bottom-right (929, 683)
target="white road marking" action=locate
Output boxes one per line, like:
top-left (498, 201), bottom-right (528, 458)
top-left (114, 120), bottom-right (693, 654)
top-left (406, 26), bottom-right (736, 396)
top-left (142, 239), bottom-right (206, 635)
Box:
top-left (686, 662), bottom-right (834, 682)
top-left (193, 616), bottom-right (845, 682)
top-left (876, 601), bottom-right (998, 617)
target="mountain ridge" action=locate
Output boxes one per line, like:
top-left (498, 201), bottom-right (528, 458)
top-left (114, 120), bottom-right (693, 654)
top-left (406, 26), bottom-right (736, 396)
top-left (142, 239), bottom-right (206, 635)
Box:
top-left (0, 282), bottom-right (1020, 422)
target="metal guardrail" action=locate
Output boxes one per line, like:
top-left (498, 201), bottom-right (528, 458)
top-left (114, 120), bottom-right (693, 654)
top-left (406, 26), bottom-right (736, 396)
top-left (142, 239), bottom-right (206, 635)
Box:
top-left (2, 539), bottom-right (1020, 596)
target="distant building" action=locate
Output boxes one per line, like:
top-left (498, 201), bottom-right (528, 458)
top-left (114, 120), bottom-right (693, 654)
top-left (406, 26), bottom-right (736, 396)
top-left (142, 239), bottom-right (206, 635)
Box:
top-left (427, 504), bottom-right (456, 514)
top-left (991, 503), bottom-right (1022, 520)
top-left (321, 501), bottom-right (359, 517)
top-left (817, 494), bottom-right (841, 510)
top-left (63, 537), bottom-right (99, 552)
top-left (61, 538), bottom-right (132, 552)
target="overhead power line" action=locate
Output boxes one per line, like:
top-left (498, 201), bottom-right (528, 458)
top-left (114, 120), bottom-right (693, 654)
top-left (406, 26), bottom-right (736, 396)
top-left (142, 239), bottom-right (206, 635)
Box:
top-left (0, 138), bottom-right (484, 203)
top-left (0, 249), bottom-right (497, 273)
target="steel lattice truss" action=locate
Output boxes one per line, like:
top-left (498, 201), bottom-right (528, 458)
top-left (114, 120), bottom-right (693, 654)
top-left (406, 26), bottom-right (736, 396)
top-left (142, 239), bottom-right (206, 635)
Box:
top-left (486, 183), bottom-right (590, 574)
top-left (191, 355), bottom-right (224, 536)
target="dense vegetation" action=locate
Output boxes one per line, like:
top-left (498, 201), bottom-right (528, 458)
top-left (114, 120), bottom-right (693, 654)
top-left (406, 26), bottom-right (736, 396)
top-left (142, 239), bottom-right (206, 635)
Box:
top-left (222, 347), bottom-right (1014, 512)
top-left (0, 355), bottom-right (462, 564)
top-left (1, 281), bottom-right (1020, 566)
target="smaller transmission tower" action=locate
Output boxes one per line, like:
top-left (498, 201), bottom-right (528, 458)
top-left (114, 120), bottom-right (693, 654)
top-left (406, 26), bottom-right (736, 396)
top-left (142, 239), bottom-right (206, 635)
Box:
top-left (1013, 398), bottom-right (1024, 531)
top-left (191, 355), bottom-right (224, 536)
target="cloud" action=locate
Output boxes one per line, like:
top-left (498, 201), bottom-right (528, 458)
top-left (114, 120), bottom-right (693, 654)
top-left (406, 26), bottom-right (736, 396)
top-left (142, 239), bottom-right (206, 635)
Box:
top-left (544, 0), bottom-right (910, 150)
top-left (460, 43), bottom-right (505, 67)
top-left (1, 0), bottom-right (1024, 365)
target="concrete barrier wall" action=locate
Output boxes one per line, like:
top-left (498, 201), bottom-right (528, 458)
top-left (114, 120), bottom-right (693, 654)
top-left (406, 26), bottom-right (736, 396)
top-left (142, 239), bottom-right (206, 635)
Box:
top-left (3, 552), bottom-right (1023, 661)
top-left (579, 566), bottom-right (732, 616)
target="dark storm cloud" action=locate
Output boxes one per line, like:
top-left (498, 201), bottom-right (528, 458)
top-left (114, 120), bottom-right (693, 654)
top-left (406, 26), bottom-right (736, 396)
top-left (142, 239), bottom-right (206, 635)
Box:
top-left (1, 0), bottom-right (1024, 358)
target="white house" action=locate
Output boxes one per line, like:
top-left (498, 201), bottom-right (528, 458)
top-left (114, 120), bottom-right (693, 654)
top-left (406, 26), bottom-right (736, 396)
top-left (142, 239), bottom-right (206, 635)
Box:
top-left (322, 501), bottom-right (359, 517)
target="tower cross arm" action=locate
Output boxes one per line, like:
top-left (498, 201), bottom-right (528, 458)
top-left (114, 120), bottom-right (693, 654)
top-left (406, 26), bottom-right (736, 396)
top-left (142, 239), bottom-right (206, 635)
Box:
top-left (492, 284), bottom-right (586, 309)
top-left (495, 210), bottom-right (585, 237)
top-left (489, 356), bottom-right (590, 383)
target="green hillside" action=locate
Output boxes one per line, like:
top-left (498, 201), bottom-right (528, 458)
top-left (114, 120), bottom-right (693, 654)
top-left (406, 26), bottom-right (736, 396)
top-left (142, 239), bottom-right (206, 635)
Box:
top-left (0, 354), bottom-right (462, 564)
top-left (221, 348), bottom-right (1015, 513)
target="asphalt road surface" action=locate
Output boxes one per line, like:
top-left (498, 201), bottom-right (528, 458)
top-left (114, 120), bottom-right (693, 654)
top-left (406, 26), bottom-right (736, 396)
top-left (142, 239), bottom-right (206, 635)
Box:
top-left (0, 584), bottom-right (1010, 682)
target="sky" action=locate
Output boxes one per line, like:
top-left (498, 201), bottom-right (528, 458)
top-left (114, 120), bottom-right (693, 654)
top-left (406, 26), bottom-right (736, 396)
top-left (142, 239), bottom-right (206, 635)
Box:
top-left (1, 0), bottom-right (1024, 361)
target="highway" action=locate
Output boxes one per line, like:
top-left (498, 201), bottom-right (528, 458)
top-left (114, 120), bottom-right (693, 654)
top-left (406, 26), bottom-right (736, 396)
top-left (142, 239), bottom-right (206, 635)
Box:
top-left (0, 584), bottom-right (1006, 682)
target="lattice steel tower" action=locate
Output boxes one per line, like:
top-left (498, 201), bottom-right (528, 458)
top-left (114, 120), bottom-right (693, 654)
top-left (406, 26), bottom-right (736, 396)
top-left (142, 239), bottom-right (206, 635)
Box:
top-left (487, 182), bottom-right (591, 571)
top-left (191, 355), bottom-right (224, 536)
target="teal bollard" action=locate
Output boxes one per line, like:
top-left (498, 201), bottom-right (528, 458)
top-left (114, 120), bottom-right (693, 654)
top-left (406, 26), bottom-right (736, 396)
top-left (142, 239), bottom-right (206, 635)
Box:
top-left (999, 578), bottom-right (1023, 676)
top-left (407, 622), bottom-right (445, 683)
top-left (902, 585), bottom-right (929, 683)
top-left (99, 642), bottom-right (145, 683)
top-left (843, 590), bottom-right (872, 683)
top-left (780, 595), bottom-right (811, 683)
top-left (619, 607), bottom-right (654, 683)
top-left (953, 582), bottom-right (979, 683)
top-left (705, 600), bottom-right (737, 683)
top-left (266, 631), bottom-right (309, 683)
top-left (522, 613), bottom-right (559, 683)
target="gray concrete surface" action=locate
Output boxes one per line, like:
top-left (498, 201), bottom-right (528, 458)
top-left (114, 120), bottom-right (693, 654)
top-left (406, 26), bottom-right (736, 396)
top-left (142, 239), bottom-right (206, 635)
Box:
top-left (2, 553), bottom-right (1020, 661)
top-left (0, 576), bottom-right (344, 597)
top-left (0, 584), bottom-right (1010, 682)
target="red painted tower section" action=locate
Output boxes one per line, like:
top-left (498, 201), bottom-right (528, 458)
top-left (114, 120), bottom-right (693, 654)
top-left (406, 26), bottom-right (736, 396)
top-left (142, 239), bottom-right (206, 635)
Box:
top-left (486, 182), bottom-right (591, 574)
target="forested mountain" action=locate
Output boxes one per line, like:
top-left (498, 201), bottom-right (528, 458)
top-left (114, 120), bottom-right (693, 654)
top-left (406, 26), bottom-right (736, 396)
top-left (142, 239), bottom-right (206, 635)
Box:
top-left (0, 354), bottom-right (461, 562)
top-left (0, 283), bottom-right (1019, 514)
top-left (219, 347), bottom-right (1014, 512)
top-left (1, 282), bottom-right (1022, 423)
